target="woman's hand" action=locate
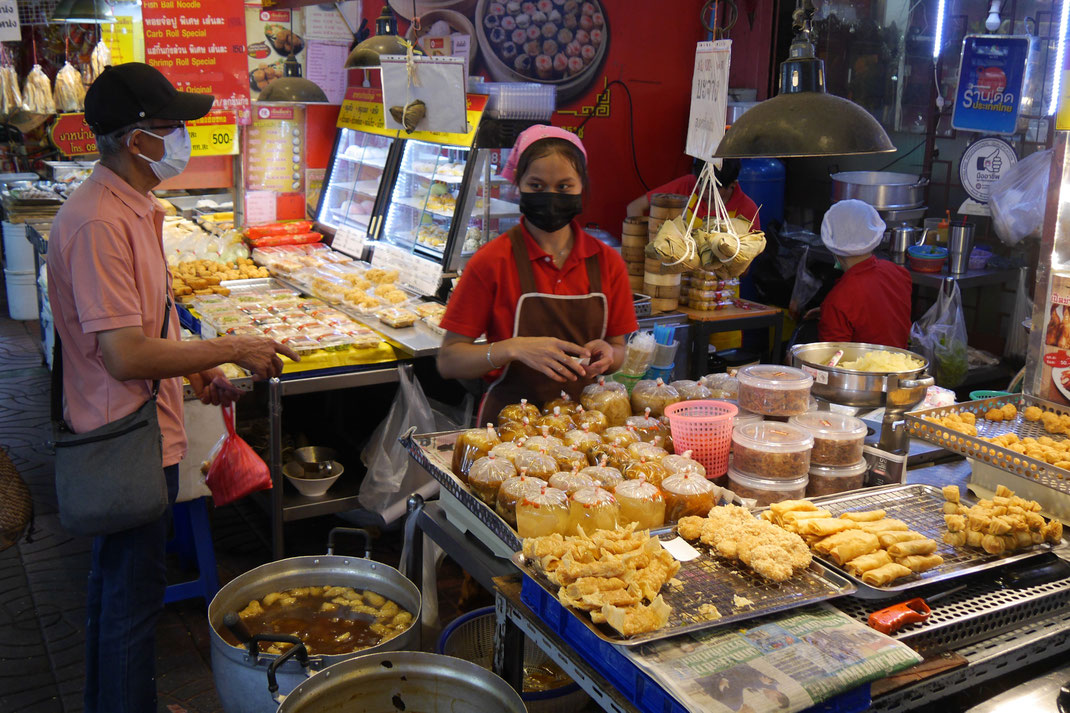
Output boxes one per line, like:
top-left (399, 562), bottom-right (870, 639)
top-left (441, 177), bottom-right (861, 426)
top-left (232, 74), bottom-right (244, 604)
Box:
top-left (582, 339), bottom-right (615, 377)
top-left (506, 337), bottom-right (590, 383)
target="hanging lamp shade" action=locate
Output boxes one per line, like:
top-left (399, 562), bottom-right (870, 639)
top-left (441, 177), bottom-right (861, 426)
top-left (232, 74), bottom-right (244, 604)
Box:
top-left (345, 3), bottom-right (415, 68)
top-left (714, 4), bottom-right (894, 158)
top-left (52, 0), bottom-right (114, 23)
top-left (259, 54), bottom-right (329, 102)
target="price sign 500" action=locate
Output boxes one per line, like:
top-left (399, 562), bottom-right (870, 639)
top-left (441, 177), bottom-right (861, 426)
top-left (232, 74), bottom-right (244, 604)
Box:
top-left (189, 121), bottom-right (238, 157)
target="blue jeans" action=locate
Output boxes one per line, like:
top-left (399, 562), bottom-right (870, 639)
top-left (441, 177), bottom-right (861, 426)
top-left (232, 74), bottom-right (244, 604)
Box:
top-left (83, 464), bottom-right (179, 713)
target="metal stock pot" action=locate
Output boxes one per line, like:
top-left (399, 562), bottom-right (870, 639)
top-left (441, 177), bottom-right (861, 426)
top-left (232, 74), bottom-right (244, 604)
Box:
top-left (208, 528), bottom-right (421, 713)
top-left (789, 342), bottom-right (932, 408)
top-left (274, 651), bottom-right (527, 712)
top-left (830, 171), bottom-right (928, 210)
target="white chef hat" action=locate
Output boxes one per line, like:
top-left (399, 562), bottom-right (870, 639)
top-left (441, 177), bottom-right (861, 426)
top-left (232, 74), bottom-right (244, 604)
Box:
top-left (821, 199), bottom-right (886, 257)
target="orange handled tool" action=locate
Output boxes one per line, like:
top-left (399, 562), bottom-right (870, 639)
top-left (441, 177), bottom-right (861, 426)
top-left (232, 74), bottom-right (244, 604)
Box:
top-left (867, 584), bottom-right (967, 635)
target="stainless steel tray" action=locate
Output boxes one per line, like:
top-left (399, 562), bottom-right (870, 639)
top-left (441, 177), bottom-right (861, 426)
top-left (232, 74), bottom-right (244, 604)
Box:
top-left (802, 483), bottom-right (1054, 598)
top-left (906, 394), bottom-right (1070, 497)
top-left (514, 535), bottom-right (856, 647)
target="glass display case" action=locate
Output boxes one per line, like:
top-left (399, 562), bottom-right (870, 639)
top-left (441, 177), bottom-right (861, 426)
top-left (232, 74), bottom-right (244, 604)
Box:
top-left (379, 139), bottom-right (521, 271)
top-left (316, 128), bottom-right (397, 238)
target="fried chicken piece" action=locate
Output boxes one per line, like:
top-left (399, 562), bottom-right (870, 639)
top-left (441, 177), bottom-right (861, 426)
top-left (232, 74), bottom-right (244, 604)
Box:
top-left (1046, 304), bottom-right (1062, 346)
top-left (676, 515), bottom-right (705, 540)
top-left (985, 408), bottom-right (1005, 422)
top-left (1001, 404), bottom-right (1018, 420)
top-left (738, 543), bottom-right (794, 581)
top-left (1023, 406), bottom-right (1043, 422)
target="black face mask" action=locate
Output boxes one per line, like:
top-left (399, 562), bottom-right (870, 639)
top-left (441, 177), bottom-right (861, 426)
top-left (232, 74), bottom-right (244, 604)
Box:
top-left (519, 191), bottom-right (583, 233)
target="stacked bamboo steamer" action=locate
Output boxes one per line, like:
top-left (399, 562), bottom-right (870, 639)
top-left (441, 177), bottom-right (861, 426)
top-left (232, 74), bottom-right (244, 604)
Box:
top-left (621, 216), bottom-right (648, 292)
top-left (643, 193), bottom-right (689, 312)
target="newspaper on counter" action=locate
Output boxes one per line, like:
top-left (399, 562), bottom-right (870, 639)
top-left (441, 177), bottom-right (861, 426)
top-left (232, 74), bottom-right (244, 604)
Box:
top-left (626, 604), bottom-right (922, 713)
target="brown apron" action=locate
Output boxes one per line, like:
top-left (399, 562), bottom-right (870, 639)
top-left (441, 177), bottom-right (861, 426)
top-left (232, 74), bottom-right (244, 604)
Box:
top-left (477, 225), bottom-right (608, 425)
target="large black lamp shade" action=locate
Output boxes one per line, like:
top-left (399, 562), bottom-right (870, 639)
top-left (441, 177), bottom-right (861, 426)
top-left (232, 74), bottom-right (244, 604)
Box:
top-left (52, 0), bottom-right (114, 23)
top-left (345, 3), bottom-right (414, 68)
top-left (714, 2), bottom-right (894, 158)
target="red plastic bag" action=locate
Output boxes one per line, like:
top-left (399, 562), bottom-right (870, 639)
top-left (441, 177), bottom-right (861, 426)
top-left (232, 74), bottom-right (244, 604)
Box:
top-left (247, 232), bottom-right (323, 248)
top-left (204, 404), bottom-right (272, 507)
top-left (246, 220), bottom-right (314, 239)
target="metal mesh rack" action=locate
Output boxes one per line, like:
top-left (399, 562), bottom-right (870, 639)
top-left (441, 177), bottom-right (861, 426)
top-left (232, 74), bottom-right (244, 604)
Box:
top-left (906, 394), bottom-right (1070, 497)
top-left (834, 571), bottom-right (1070, 656)
top-left (804, 484), bottom-right (1053, 595)
top-left (515, 535), bottom-right (855, 647)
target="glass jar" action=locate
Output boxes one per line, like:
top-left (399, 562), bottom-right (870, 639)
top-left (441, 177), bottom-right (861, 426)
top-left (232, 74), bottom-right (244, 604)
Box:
top-left (614, 479), bottom-right (666, 529)
top-left (516, 486), bottom-right (570, 538)
top-left (568, 487), bottom-right (620, 535)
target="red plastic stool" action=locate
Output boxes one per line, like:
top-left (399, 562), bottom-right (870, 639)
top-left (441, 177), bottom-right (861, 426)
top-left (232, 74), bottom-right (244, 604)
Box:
top-left (165, 497), bottom-right (220, 604)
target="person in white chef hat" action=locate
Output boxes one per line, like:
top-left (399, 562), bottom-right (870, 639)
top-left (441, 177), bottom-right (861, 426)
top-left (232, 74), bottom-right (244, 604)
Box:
top-left (815, 199), bottom-right (913, 349)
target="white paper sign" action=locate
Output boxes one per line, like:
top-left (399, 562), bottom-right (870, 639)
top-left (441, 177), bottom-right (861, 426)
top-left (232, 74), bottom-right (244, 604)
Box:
top-left (306, 40), bottom-right (350, 105)
top-left (0, 0), bottom-right (20, 43)
top-left (380, 55), bottom-right (467, 135)
top-left (304, 2), bottom-right (360, 42)
top-left (686, 40), bottom-right (732, 161)
top-left (332, 223), bottom-right (366, 259)
top-left (371, 242), bottom-right (443, 296)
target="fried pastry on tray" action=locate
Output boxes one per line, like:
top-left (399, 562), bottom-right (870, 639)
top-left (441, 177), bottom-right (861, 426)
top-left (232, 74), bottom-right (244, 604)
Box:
top-left (939, 484), bottom-right (1063, 555)
top-left (676, 504), bottom-right (811, 581)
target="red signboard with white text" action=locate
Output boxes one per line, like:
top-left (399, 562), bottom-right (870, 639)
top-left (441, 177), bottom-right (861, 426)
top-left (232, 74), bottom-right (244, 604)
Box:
top-left (142, 0), bottom-right (252, 124)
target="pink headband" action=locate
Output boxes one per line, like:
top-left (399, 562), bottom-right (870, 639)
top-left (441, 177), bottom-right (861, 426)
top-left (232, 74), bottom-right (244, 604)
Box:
top-left (500, 125), bottom-right (588, 183)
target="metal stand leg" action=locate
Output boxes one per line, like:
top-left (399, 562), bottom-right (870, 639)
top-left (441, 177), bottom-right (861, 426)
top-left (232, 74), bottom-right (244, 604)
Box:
top-left (493, 594), bottom-right (525, 692)
top-left (269, 377), bottom-right (284, 560)
top-left (404, 495), bottom-right (425, 592)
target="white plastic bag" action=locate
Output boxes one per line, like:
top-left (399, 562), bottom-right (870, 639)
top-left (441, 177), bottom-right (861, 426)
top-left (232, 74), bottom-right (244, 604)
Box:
top-left (788, 246), bottom-right (822, 320)
top-left (358, 364), bottom-right (454, 517)
top-left (990, 149), bottom-right (1052, 246)
top-left (910, 280), bottom-right (969, 388)
top-left (1005, 267), bottom-right (1032, 360)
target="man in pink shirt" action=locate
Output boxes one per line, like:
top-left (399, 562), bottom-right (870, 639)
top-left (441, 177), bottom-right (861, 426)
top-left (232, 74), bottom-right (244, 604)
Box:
top-left (46, 62), bottom-right (298, 713)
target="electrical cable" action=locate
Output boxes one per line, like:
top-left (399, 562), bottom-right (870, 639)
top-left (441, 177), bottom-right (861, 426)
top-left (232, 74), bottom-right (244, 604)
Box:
top-left (874, 139), bottom-right (926, 171)
top-left (575, 79), bottom-right (650, 191)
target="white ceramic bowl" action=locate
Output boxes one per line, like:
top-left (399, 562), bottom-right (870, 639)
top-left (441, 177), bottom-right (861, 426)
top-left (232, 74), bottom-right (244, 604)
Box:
top-left (283, 460), bottom-right (343, 498)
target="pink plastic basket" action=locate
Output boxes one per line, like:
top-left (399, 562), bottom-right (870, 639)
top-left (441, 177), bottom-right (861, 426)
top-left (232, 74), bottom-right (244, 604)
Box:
top-left (663, 400), bottom-right (738, 478)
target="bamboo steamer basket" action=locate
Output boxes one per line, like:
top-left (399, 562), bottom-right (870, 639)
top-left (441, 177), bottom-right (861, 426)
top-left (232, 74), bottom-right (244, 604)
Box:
top-left (643, 272), bottom-right (681, 299)
top-left (644, 257), bottom-right (689, 275)
top-left (651, 193), bottom-right (688, 209)
top-left (628, 274), bottom-right (645, 291)
top-left (649, 204), bottom-right (684, 220)
top-left (621, 233), bottom-right (647, 249)
top-left (647, 218), bottom-right (665, 239)
top-left (622, 216), bottom-right (648, 235)
top-left (621, 246), bottom-right (646, 262)
top-left (650, 297), bottom-right (679, 313)
top-left (627, 261), bottom-right (645, 277)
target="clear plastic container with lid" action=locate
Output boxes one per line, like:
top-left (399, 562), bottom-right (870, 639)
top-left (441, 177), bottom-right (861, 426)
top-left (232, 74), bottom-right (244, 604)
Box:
top-left (580, 463), bottom-right (624, 490)
top-left (467, 455), bottom-right (517, 506)
top-left (580, 378), bottom-right (631, 427)
top-left (563, 426), bottom-right (602, 454)
top-left (806, 460), bottom-right (868, 497)
top-left (498, 399), bottom-right (540, 425)
top-left (496, 475), bottom-right (545, 528)
top-left (573, 406), bottom-right (608, 434)
top-left (568, 487), bottom-right (620, 535)
top-left (727, 467), bottom-right (808, 506)
top-left (789, 412), bottom-right (867, 466)
top-left (732, 421), bottom-right (813, 480)
top-left (511, 450), bottom-right (558, 481)
top-left (451, 425), bottom-right (501, 482)
top-left (660, 472), bottom-right (715, 521)
top-left (737, 365), bottom-right (814, 417)
top-left (614, 479), bottom-right (666, 529)
top-left (630, 378), bottom-right (682, 418)
top-left (516, 486), bottom-right (570, 538)
top-left (548, 470), bottom-right (597, 495)
top-left (625, 459), bottom-right (669, 487)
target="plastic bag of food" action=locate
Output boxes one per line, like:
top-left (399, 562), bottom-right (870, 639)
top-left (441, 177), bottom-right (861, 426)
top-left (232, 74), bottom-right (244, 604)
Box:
top-left (543, 390), bottom-right (579, 416)
top-left (660, 472), bottom-right (715, 521)
top-left (580, 377), bottom-right (631, 427)
top-left (624, 458), bottom-right (669, 487)
top-left (625, 408), bottom-right (663, 441)
top-left (204, 404), bottom-right (272, 507)
top-left (0, 66), bottom-right (22, 120)
top-left (670, 379), bottom-right (712, 401)
top-left (467, 455), bottom-right (516, 506)
top-left (990, 149), bottom-right (1051, 247)
top-left (568, 486), bottom-right (620, 534)
top-left (563, 426), bottom-right (602, 454)
top-left (513, 449), bottom-right (559, 481)
top-left (498, 398), bottom-right (541, 425)
top-left (21, 65), bottom-right (55, 115)
top-left (619, 331), bottom-right (656, 376)
top-left (536, 407), bottom-right (576, 438)
top-left (910, 280), bottom-right (969, 387)
top-left (496, 475), bottom-right (543, 528)
top-left (646, 216), bottom-right (700, 270)
top-left (573, 406), bottom-right (608, 434)
top-left (630, 378), bottom-right (681, 418)
top-left (614, 478), bottom-right (665, 529)
top-left (548, 470), bottom-right (597, 495)
top-left (700, 372), bottom-right (739, 399)
top-left (88, 40), bottom-right (110, 84)
top-left (54, 61), bottom-right (86, 112)
top-left (516, 486), bottom-right (569, 537)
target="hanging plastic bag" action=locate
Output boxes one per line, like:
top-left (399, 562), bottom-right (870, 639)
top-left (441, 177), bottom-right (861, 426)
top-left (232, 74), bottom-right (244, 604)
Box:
top-left (910, 279), bottom-right (969, 387)
top-left (21, 64), bottom-right (55, 115)
top-left (788, 246), bottom-right (822, 320)
top-left (1005, 267), bottom-right (1033, 361)
top-left (204, 403), bottom-right (272, 507)
top-left (990, 149), bottom-right (1052, 247)
top-left (359, 363), bottom-right (452, 515)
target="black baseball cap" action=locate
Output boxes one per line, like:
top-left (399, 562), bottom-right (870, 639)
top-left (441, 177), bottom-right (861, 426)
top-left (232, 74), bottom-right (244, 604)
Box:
top-left (84, 62), bottom-right (214, 135)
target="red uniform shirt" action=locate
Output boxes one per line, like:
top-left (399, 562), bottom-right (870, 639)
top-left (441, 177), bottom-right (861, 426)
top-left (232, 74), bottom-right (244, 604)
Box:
top-left (647, 174), bottom-right (761, 229)
top-left (818, 256), bottom-right (913, 348)
top-left (441, 220), bottom-right (639, 376)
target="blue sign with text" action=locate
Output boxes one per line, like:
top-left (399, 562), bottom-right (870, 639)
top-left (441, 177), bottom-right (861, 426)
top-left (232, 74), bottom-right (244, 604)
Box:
top-left (952, 35), bottom-right (1029, 135)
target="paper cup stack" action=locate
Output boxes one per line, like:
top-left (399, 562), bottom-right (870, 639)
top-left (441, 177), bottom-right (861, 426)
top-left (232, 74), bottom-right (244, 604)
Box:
top-left (621, 215), bottom-right (648, 292)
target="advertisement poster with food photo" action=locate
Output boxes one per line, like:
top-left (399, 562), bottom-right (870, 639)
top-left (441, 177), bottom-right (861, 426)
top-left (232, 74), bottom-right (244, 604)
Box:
top-left (246, 7), bottom-right (306, 101)
top-left (1040, 274), bottom-right (1070, 405)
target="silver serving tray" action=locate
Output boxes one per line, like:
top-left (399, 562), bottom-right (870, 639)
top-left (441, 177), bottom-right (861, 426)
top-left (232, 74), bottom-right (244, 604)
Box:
top-left (798, 483), bottom-right (1055, 599)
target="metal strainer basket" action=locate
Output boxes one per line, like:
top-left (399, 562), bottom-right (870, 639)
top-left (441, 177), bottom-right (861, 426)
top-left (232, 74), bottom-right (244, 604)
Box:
top-left (437, 607), bottom-right (589, 713)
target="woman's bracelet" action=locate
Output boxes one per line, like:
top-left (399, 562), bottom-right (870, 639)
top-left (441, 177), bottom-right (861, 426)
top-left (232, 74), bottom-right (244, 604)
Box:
top-left (486, 342), bottom-right (500, 369)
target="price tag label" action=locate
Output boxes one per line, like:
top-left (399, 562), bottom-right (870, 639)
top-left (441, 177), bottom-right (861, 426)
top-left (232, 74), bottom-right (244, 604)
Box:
top-left (338, 87), bottom-right (397, 138)
top-left (189, 112), bottom-right (238, 157)
top-left (332, 224), bottom-right (366, 259)
top-left (369, 243), bottom-right (442, 296)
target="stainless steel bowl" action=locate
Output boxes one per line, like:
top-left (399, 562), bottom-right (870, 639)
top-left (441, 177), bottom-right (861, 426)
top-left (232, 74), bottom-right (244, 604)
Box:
top-left (789, 342), bottom-right (933, 409)
top-left (831, 171), bottom-right (928, 210)
top-left (276, 651), bottom-right (527, 713)
top-left (292, 446), bottom-right (338, 475)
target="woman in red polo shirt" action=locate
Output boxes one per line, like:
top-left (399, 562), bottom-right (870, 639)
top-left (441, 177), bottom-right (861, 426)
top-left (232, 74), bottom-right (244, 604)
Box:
top-left (437, 126), bottom-right (638, 423)
top-left (625, 158), bottom-right (760, 229)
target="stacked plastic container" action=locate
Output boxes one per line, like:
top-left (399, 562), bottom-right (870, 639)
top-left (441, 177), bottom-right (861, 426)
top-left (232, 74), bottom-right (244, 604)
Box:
top-left (3, 222), bottom-right (39, 320)
top-left (789, 411), bottom-right (869, 497)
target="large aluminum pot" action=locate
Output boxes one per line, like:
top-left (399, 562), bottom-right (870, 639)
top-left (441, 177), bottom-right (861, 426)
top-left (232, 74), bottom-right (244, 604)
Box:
top-left (831, 171), bottom-right (928, 210)
top-left (275, 651), bottom-right (527, 713)
top-left (208, 528), bottom-right (421, 713)
top-left (790, 342), bottom-right (933, 409)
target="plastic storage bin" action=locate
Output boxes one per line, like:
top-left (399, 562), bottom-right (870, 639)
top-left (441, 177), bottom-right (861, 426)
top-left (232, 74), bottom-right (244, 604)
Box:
top-left (737, 365), bottom-right (814, 417)
top-left (789, 412), bottom-right (867, 466)
top-left (807, 460), bottom-right (868, 497)
top-left (732, 420), bottom-right (813, 480)
top-left (5, 269), bottom-right (38, 320)
top-left (664, 400), bottom-right (738, 478)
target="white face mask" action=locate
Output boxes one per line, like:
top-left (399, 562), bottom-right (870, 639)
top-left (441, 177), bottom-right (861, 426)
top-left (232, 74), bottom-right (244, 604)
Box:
top-left (133, 125), bottom-right (191, 180)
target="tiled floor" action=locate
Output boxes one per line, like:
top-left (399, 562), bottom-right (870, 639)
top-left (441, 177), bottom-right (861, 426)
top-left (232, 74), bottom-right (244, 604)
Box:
top-left (0, 300), bottom-right (473, 712)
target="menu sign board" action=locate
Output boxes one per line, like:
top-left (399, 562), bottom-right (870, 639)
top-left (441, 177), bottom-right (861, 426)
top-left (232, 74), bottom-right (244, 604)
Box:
top-left (245, 104), bottom-right (305, 194)
top-left (50, 114), bottom-right (97, 156)
top-left (1039, 274), bottom-right (1070, 405)
top-left (142, 0), bottom-right (252, 124)
top-left (687, 40), bottom-right (732, 161)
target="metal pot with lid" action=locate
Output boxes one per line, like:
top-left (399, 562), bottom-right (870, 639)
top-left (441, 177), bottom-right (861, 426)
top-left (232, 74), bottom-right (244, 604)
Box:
top-left (830, 171), bottom-right (929, 210)
top-left (273, 651), bottom-right (527, 712)
top-left (208, 528), bottom-right (421, 713)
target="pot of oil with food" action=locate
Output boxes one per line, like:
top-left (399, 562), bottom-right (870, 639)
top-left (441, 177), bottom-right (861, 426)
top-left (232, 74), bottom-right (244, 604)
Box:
top-left (208, 528), bottom-right (421, 713)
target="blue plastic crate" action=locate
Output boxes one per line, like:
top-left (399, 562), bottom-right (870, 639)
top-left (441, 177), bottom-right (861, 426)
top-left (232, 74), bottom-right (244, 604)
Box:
top-left (176, 303), bottom-right (201, 335)
top-left (521, 575), bottom-right (872, 713)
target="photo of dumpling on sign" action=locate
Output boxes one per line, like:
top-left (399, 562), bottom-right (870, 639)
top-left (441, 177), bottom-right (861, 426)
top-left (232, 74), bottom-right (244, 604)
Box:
top-left (380, 55), bottom-right (468, 135)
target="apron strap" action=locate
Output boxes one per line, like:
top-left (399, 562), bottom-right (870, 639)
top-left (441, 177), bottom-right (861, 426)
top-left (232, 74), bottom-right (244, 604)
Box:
top-left (507, 225), bottom-right (538, 295)
top-left (585, 254), bottom-right (602, 293)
